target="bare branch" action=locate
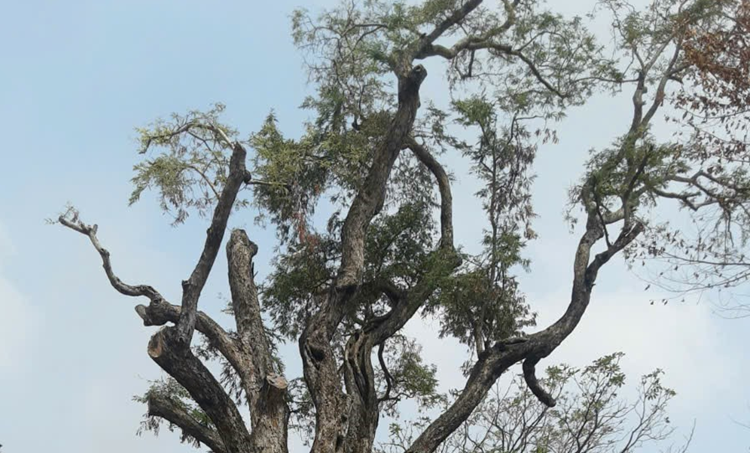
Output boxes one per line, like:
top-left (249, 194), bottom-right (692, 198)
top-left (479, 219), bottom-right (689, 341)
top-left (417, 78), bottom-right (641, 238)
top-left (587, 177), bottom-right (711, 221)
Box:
top-left (58, 209), bottom-right (164, 303)
top-left (226, 229), bottom-right (289, 446)
top-left (134, 302), bottom-right (252, 391)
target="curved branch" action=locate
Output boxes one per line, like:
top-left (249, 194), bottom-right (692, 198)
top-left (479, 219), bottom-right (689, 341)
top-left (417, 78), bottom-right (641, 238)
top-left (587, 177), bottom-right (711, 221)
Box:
top-left (147, 393), bottom-right (226, 453)
top-left (406, 212), bottom-right (644, 453)
top-left (412, 0), bottom-right (484, 60)
top-left (134, 302), bottom-right (252, 389)
top-left (300, 64), bottom-right (428, 453)
top-left (377, 342), bottom-right (394, 402)
top-left (337, 65), bottom-right (428, 292)
top-left (405, 138), bottom-right (454, 247)
top-left (58, 210), bottom-right (164, 303)
top-left (414, 0), bottom-right (521, 61)
top-left (522, 358), bottom-right (555, 407)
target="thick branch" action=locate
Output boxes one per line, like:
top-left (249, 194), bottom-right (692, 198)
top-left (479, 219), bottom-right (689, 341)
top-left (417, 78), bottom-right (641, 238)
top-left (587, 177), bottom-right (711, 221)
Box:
top-left (301, 65), bottom-right (428, 453)
top-left (226, 230), bottom-right (275, 378)
top-left (147, 393), bottom-right (226, 453)
top-left (177, 141), bottom-right (248, 346)
top-left (406, 343), bottom-right (529, 453)
top-left (59, 207), bottom-right (258, 452)
top-left (226, 229), bottom-right (289, 452)
top-left (413, 0), bottom-right (522, 61)
top-left (337, 65), bottom-right (427, 292)
top-left (148, 327), bottom-right (252, 453)
top-left (407, 213), bottom-right (644, 453)
top-left (134, 302), bottom-right (253, 391)
top-left (412, 0), bottom-right (484, 60)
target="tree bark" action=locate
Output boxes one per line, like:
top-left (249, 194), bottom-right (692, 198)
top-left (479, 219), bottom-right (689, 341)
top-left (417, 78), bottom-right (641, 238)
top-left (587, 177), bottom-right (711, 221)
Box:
top-left (227, 229), bottom-right (289, 453)
top-left (147, 327), bottom-right (253, 453)
top-left (300, 64), bottom-right (428, 453)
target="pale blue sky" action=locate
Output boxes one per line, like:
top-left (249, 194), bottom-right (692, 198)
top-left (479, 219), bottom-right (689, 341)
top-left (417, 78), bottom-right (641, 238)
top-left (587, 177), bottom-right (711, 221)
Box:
top-left (0, 1), bottom-right (748, 452)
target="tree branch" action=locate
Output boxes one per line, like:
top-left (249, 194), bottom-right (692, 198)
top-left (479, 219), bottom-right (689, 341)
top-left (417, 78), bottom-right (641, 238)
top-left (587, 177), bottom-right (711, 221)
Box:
top-left (406, 208), bottom-right (644, 453)
top-left (176, 141), bottom-right (248, 346)
top-left (146, 392), bottom-right (226, 453)
top-left (226, 230), bottom-right (275, 379)
top-left (405, 137), bottom-right (454, 247)
top-left (134, 302), bottom-right (253, 394)
top-left (522, 358), bottom-right (555, 407)
top-left (147, 327), bottom-right (252, 453)
top-left (412, 0), bottom-right (485, 60)
top-left (58, 209), bottom-right (164, 303)
top-left (413, 0), bottom-right (522, 61)
top-left (226, 229), bottom-right (289, 451)
top-left (300, 64), bottom-right (428, 453)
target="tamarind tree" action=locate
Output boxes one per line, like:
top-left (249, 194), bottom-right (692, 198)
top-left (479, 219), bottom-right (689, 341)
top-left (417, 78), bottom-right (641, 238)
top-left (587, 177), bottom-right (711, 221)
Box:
top-left (56, 0), bottom-right (747, 452)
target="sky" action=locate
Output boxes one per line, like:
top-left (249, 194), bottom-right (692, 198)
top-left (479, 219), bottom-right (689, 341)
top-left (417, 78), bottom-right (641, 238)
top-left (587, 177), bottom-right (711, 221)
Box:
top-left (0, 0), bottom-right (748, 452)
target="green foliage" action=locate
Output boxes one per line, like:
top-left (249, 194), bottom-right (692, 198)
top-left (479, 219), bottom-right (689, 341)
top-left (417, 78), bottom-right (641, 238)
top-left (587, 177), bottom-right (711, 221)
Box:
top-left (130, 103), bottom-right (247, 225)
top-left (364, 202), bottom-right (436, 285)
top-left (249, 113), bottom-right (328, 242)
top-left (378, 335), bottom-right (445, 417)
top-left (261, 229), bottom-right (339, 340)
top-left (425, 95), bottom-right (538, 351)
top-left (119, 2), bottom-right (744, 449)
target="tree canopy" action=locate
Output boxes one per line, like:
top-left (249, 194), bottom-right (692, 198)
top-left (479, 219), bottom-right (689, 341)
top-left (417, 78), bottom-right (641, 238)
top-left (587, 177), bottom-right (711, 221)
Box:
top-left (56, 0), bottom-right (749, 453)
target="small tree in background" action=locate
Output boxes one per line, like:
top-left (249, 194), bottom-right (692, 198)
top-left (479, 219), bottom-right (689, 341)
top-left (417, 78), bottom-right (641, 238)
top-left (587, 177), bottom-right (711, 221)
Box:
top-left (381, 353), bottom-right (690, 453)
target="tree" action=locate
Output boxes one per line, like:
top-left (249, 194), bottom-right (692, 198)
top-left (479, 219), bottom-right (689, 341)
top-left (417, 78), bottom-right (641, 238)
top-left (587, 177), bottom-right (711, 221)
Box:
top-left (55, 1), bottom-right (745, 453)
top-left (380, 353), bottom-right (690, 453)
top-left (633, 0), bottom-right (750, 316)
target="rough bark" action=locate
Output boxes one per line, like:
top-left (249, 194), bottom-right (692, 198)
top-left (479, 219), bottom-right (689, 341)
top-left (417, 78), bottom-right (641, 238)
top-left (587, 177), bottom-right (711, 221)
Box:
top-left (56, 2), bottom-right (677, 453)
top-left (135, 301), bottom-right (251, 387)
top-left (405, 211), bottom-right (644, 453)
top-left (299, 64), bottom-right (428, 453)
top-left (227, 229), bottom-right (289, 453)
top-left (147, 327), bottom-right (253, 453)
top-left (177, 142), bottom-right (248, 346)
